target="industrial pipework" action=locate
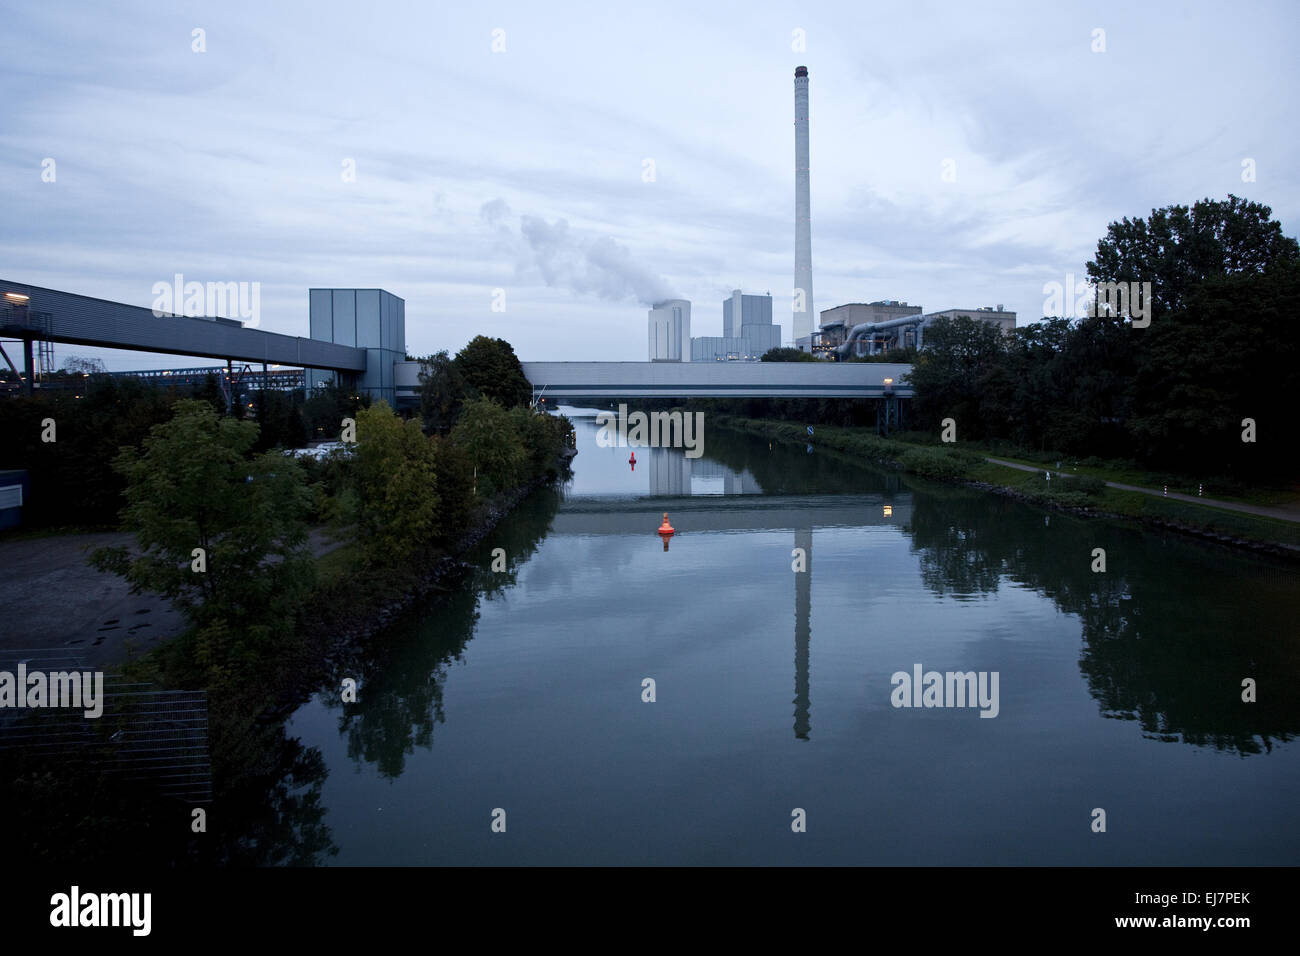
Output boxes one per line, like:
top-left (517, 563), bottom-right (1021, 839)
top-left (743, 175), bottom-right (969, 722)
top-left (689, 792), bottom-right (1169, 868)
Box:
top-left (835, 315), bottom-right (926, 359)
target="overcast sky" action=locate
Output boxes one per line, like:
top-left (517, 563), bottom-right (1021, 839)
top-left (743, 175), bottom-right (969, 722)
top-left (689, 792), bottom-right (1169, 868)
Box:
top-left (2, 0), bottom-right (1296, 369)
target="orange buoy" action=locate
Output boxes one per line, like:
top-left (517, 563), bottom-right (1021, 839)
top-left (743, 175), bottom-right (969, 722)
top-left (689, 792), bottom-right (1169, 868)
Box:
top-left (657, 512), bottom-right (675, 536)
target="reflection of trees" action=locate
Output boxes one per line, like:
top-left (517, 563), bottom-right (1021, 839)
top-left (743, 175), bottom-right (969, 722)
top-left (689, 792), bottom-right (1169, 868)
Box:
top-left (3, 689), bottom-right (340, 867)
top-left (324, 485), bottom-right (563, 778)
top-left (907, 486), bottom-right (1300, 754)
top-left (702, 427), bottom-right (889, 495)
top-left (3, 488), bottom-right (569, 865)
top-left (331, 587), bottom-right (475, 779)
top-left (471, 485), bottom-right (563, 599)
top-left (205, 717), bottom-right (338, 865)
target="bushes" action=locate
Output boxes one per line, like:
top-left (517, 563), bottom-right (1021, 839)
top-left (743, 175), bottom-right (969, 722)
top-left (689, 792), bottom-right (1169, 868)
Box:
top-left (895, 447), bottom-right (972, 481)
top-left (1075, 475), bottom-right (1107, 496)
top-left (509, 405), bottom-right (575, 480)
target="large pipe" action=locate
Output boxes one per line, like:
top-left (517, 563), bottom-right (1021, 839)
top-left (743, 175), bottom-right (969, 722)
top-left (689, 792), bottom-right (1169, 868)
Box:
top-left (793, 66), bottom-right (813, 349)
top-left (835, 315), bottom-right (925, 358)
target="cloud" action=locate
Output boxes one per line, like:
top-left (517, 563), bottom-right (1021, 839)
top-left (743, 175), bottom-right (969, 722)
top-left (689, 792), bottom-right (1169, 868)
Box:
top-left (480, 199), bottom-right (674, 306)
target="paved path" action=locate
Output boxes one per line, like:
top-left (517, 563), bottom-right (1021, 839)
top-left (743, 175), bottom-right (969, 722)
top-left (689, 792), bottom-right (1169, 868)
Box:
top-left (984, 458), bottom-right (1300, 524)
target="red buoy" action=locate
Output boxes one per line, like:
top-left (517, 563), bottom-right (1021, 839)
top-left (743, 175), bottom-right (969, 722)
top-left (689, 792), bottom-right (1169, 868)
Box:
top-left (629, 451), bottom-right (636, 464)
top-left (657, 512), bottom-right (675, 535)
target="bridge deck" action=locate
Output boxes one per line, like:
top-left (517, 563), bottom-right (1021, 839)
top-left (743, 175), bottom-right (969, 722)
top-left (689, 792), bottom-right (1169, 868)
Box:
top-left (518, 361), bottom-right (913, 399)
top-left (1, 281), bottom-right (366, 372)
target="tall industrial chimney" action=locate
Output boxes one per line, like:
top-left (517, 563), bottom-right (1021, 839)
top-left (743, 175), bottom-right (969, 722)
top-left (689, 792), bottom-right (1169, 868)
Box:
top-left (793, 66), bottom-right (814, 349)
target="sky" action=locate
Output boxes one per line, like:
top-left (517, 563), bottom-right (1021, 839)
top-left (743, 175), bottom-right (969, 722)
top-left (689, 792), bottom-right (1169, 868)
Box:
top-left (1, 0), bottom-right (1297, 369)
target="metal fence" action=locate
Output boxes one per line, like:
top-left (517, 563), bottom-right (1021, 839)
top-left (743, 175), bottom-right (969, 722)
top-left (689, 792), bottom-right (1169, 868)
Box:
top-left (0, 650), bottom-right (212, 803)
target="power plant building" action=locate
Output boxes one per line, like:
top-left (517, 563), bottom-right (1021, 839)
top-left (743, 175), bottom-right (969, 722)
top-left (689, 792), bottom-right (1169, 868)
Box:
top-left (691, 290), bottom-right (781, 362)
top-left (816, 301), bottom-right (1017, 358)
top-left (647, 299), bottom-right (691, 361)
top-left (816, 301), bottom-right (923, 356)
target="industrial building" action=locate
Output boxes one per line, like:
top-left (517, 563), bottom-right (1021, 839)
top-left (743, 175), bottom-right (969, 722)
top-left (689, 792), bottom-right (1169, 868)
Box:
top-left (812, 301), bottom-right (924, 356)
top-left (305, 288), bottom-right (406, 406)
top-left (812, 301), bottom-right (1018, 358)
top-left (647, 299), bottom-right (691, 362)
top-left (690, 289), bottom-right (781, 362)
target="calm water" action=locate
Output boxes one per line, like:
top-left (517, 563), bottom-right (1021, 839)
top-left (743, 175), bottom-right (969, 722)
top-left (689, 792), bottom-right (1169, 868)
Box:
top-left (278, 410), bottom-right (1300, 865)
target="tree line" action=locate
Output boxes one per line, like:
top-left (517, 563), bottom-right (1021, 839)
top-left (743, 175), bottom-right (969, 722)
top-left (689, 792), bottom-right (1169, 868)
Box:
top-left (759, 195), bottom-right (1298, 481)
top-left (908, 196), bottom-right (1298, 479)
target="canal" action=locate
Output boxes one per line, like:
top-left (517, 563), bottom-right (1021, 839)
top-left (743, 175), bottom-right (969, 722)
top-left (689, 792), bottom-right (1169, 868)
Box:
top-left (277, 410), bottom-right (1300, 865)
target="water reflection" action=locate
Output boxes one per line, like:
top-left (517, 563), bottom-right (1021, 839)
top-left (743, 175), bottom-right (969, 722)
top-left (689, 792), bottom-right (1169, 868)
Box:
top-left (556, 414), bottom-right (1300, 756)
top-left (261, 414), bottom-right (1300, 865)
top-left (906, 486), bottom-right (1300, 754)
top-left (319, 486), bottom-right (563, 778)
top-left (794, 524), bottom-right (811, 740)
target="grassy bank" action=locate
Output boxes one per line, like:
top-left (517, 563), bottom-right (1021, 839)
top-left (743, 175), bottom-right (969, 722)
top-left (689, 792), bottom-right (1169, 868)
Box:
top-left (885, 431), bottom-right (1300, 510)
top-left (715, 415), bottom-right (1300, 554)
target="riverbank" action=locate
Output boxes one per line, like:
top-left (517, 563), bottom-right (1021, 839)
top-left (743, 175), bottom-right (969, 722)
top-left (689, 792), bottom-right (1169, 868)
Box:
top-left (715, 415), bottom-right (1300, 558)
top-left (300, 472), bottom-right (559, 678)
top-left (128, 452), bottom-right (574, 715)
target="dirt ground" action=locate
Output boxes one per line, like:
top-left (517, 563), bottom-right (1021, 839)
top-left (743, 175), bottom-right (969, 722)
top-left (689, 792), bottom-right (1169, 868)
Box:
top-left (0, 529), bottom-right (343, 671)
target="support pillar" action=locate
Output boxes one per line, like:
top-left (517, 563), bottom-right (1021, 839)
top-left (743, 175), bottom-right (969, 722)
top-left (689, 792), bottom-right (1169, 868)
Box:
top-left (21, 337), bottom-right (33, 397)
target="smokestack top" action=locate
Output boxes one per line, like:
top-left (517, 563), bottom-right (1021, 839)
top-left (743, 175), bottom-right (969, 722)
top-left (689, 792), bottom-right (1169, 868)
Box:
top-left (795, 65), bottom-right (808, 77)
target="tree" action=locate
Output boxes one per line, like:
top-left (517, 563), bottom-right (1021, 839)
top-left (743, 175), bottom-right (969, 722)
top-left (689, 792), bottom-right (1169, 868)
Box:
top-left (60, 355), bottom-right (107, 375)
top-left (430, 436), bottom-right (476, 547)
top-left (350, 401), bottom-right (440, 565)
top-left (905, 316), bottom-right (1007, 437)
top-left (453, 336), bottom-right (532, 408)
top-left (1128, 259), bottom-right (1300, 475)
top-left (509, 405), bottom-right (574, 480)
top-left (90, 400), bottom-right (315, 667)
top-left (848, 346), bottom-right (917, 364)
top-left (417, 350), bottom-right (469, 435)
top-left (0, 375), bottom-right (178, 528)
top-left (1087, 195), bottom-right (1299, 320)
top-left (254, 388), bottom-right (308, 452)
top-left (450, 397), bottom-right (527, 496)
top-left (1087, 196), bottom-right (1299, 473)
top-left (303, 381), bottom-right (369, 440)
top-left (761, 347), bottom-right (818, 362)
